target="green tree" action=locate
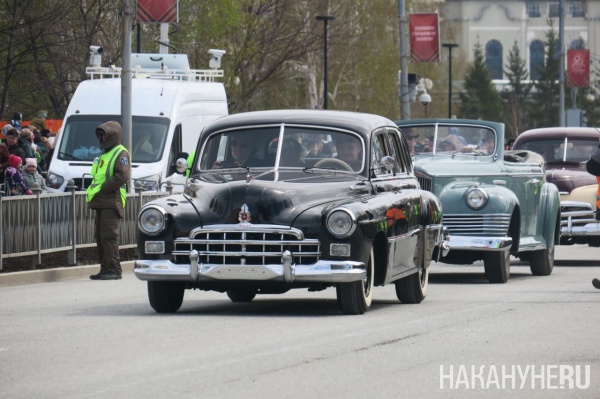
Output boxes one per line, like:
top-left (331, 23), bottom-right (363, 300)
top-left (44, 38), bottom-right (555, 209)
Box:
top-left (502, 40), bottom-right (533, 138)
top-left (458, 41), bottom-right (503, 121)
top-left (528, 22), bottom-right (560, 128)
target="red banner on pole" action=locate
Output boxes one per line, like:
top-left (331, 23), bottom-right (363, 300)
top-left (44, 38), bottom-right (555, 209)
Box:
top-left (409, 13), bottom-right (440, 63)
top-left (137, 0), bottom-right (178, 23)
top-left (567, 49), bottom-right (590, 88)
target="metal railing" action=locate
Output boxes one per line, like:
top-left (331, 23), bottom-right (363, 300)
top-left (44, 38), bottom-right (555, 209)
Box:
top-left (0, 180), bottom-right (172, 270)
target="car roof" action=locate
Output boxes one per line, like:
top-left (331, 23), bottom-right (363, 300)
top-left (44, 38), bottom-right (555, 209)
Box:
top-left (517, 127), bottom-right (600, 141)
top-left (202, 109), bottom-right (398, 137)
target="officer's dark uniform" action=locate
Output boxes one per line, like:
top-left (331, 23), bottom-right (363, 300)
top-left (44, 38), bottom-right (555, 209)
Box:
top-left (86, 121), bottom-right (131, 280)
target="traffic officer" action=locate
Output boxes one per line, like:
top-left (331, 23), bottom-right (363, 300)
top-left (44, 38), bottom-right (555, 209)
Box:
top-left (86, 121), bottom-right (130, 280)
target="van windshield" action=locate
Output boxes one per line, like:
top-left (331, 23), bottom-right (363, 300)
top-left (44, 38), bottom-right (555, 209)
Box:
top-left (56, 115), bottom-right (170, 163)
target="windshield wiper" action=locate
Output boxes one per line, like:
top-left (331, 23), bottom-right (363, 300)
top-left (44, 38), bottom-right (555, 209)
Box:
top-left (303, 166), bottom-right (357, 175)
top-left (59, 151), bottom-right (84, 161)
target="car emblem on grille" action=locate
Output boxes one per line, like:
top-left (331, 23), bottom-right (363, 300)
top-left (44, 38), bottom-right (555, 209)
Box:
top-left (239, 204), bottom-right (251, 222)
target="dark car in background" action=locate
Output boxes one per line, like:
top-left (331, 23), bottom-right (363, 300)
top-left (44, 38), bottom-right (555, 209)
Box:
top-left (133, 110), bottom-right (448, 315)
top-left (513, 127), bottom-right (600, 246)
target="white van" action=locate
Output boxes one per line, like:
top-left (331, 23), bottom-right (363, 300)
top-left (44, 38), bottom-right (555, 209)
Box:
top-left (46, 53), bottom-right (228, 192)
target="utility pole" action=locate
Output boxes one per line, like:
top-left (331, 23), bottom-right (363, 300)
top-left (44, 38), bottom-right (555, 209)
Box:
top-left (442, 43), bottom-right (458, 119)
top-left (398, 0), bottom-right (410, 119)
top-left (316, 16), bottom-right (335, 109)
top-left (559, 0), bottom-right (565, 126)
top-left (122, 0), bottom-right (133, 189)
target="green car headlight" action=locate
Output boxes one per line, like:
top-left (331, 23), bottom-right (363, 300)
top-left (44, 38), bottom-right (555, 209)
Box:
top-left (138, 206), bottom-right (168, 236)
top-left (326, 209), bottom-right (356, 238)
top-left (466, 187), bottom-right (488, 210)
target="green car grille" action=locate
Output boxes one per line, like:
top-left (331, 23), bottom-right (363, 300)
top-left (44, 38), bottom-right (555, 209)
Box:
top-left (443, 214), bottom-right (511, 236)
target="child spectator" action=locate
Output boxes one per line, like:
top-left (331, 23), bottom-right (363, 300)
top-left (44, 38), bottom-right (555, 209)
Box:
top-left (22, 158), bottom-right (47, 193)
top-left (9, 113), bottom-right (23, 132)
top-left (4, 154), bottom-right (32, 196)
top-left (0, 143), bottom-right (9, 188)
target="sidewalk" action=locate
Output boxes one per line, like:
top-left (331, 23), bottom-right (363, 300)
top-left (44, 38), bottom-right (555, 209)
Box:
top-left (0, 261), bottom-right (136, 288)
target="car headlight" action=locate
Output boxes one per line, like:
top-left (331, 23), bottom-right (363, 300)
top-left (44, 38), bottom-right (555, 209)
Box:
top-left (134, 174), bottom-right (160, 191)
top-left (138, 206), bottom-right (168, 236)
top-left (326, 208), bottom-right (356, 238)
top-left (466, 187), bottom-right (488, 209)
top-left (46, 172), bottom-right (64, 189)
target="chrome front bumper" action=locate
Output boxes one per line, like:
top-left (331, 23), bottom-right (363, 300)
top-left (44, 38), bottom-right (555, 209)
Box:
top-left (561, 201), bottom-right (600, 237)
top-left (134, 250), bottom-right (367, 283)
top-left (446, 235), bottom-right (512, 252)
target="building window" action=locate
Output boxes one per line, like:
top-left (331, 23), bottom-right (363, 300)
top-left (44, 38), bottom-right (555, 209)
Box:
top-left (549, 2), bottom-right (560, 17)
top-left (530, 40), bottom-right (545, 80)
top-left (485, 40), bottom-right (503, 80)
top-left (570, 2), bottom-right (585, 17)
top-left (528, 2), bottom-right (541, 18)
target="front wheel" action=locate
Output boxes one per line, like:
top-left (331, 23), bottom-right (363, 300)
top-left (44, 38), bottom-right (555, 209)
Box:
top-left (395, 238), bottom-right (429, 303)
top-left (336, 248), bottom-right (375, 315)
top-left (484, 250), bottom-right (511, 283)
top-left (529, 244), bottom-right (555, 276)
top-left (148, 281), bottom-right (185, 313)
top-left (226, 290), bottom-right (257, 302)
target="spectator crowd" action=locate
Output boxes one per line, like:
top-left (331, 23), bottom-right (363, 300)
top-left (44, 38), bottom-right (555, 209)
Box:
top-left (1, 110), bottom-right (55, 196)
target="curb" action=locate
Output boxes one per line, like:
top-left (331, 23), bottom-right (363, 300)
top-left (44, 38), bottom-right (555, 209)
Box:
top-left (0, 261), bottom-right (135, 288)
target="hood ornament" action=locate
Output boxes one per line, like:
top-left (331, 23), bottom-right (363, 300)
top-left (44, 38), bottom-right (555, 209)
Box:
top-left (239, 204), bottom-right (252, 223)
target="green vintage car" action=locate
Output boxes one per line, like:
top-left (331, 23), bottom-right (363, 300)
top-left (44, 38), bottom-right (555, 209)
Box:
top-left (396, 119), bottom-right (561, 283)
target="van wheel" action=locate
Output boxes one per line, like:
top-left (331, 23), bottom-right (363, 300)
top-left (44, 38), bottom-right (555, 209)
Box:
top-left (336, 248), bottom-right (374, 315)
top-left (148, 281), bottom-right (185, 313)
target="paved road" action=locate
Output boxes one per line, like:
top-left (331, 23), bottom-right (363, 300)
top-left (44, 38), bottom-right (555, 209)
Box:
top-left (0, 245), bottom-right (598, 399)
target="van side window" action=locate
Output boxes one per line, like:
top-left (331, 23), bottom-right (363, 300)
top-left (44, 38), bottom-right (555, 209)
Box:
top-left (168, 125), bottom-right (183, 173)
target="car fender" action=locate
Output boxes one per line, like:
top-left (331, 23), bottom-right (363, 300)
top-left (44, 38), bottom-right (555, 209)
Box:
top-left (539, 182), bottom-right (561, 246)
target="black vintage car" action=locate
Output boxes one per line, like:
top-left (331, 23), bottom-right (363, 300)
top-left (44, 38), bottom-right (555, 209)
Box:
top-left (134, 110), bottom-right (448, 315)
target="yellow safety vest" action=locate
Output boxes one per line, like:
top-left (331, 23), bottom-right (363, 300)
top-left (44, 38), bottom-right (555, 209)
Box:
top-left (86, 145), bottom-right (128, 207)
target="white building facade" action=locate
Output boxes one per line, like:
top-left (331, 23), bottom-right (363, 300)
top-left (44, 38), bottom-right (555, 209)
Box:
top-left (440, 0), bottom-right (599, 83)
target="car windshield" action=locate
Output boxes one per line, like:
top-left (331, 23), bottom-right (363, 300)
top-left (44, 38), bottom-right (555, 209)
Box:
top-left (198, 126), bottom-right (364, 173)
top-left (516, 138), bottom-right (598, 163)
top-left (399, 124), bottom-right (497, 157)
top-left (57, 115), bottom-right (169, 163)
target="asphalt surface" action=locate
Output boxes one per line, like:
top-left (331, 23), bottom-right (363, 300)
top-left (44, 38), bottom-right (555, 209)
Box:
top-left (0, 245), bottom-right (598, 288)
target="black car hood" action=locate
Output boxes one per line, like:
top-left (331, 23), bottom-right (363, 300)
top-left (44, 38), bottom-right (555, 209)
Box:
top-left (152, 170), bottom-right (366, 228)
top-left (545, 163), bottom-right (597, 194)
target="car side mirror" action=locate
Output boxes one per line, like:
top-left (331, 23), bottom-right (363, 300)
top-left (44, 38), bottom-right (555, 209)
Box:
top-left (175, 158), bottom-right (188, 174)
top-left (379, 155), bottom-right (396, 172)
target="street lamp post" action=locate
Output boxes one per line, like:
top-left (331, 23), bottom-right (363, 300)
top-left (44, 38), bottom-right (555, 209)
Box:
top-left (316, 15), bottom-right (335, 109)
top-left (442, 43), bottom-right (458, 118)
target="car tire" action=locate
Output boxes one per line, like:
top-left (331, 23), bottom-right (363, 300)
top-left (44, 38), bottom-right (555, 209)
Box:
top-left (483, 250), bottom-right (511, 283)
top-left (148, 281), bottom-right (185, 313)
top-left (395, 238), bottom-right (428, 303)
top-left (529, 243), bottom-right (555, 276)
top-left (226, 290), bottom-right (257, 302)
top-left (336, 248), bottom-right (375, 315)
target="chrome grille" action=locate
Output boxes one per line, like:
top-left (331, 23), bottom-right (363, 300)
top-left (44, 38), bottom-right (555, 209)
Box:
top-left (415, 173), bottom-right (432, 192)
top-left (561, 201), bottom-right (597, 227)
top-left (443, 214), bottom-right (511, 236)
top-left (173, 225), bottom-right (321, 266)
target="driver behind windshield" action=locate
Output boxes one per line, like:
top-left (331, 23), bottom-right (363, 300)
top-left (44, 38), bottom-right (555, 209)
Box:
top-left (333, 134), bottom-right (363, 171)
